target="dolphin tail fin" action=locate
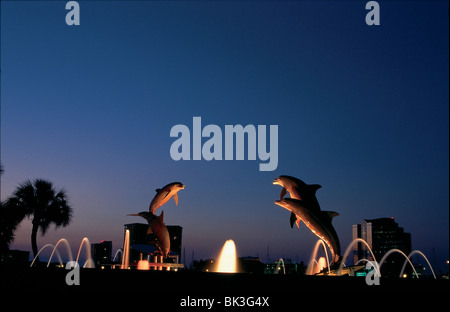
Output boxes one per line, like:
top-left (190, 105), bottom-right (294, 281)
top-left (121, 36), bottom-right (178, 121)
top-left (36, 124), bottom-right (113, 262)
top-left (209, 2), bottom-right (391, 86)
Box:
top-left (173, 193), bottom-right (179, 205)
top-left (280, 188), bottom-right (287, 200)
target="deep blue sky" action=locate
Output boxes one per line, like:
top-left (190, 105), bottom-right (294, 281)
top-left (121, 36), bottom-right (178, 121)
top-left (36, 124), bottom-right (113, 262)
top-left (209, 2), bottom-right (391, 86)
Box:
top-left (1, 1), bottom-right (448, 271)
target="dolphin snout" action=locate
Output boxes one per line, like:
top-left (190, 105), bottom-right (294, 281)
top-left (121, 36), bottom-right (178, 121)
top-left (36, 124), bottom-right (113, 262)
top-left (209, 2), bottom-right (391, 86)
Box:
top-left (274, 200), bottom-right (290, 211)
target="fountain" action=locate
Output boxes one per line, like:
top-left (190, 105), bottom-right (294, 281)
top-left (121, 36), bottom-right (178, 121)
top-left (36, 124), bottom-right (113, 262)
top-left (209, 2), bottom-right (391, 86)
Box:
top-left (215, 239), bottom-right (237, 273)
top-left (306, 239), bottom-right (331, 275)
top-left (400, 250), bottom-right (436, 279)
top-left (112, 249), bottom-right (123, 263)
top-left (47, 238), bottom-right (73, 267)
top-left (75, 237), bottom-right (94, 268)
top-left (30, 238), bottom-right (95, 268)
top-left (338, 238), bottom-right (380, 276)
top-left (316, 257), bottom-right (328, 273)
top-left (276, 258), bottom-right (286, 274)
top-left (137, 260), bottom-right (150, 270)
top-left (30, 244), bottom-right (59, 267)
top-left (121, 229), bottom-right (130, 269)
top-left (378, 248), bottom-right (418, 278)
top-left (332, 238), bottom-right (436, 279)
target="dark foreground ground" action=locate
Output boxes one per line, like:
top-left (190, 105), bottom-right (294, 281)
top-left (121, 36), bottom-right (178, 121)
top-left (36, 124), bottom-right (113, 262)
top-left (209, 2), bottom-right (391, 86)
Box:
top-left (1, 265), bottom-right (449, 308)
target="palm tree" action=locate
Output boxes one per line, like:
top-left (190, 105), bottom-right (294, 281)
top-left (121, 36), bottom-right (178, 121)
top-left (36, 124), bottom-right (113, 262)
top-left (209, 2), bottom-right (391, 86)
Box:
top-left (0, 164), bottom-right (25, 258)
top-left (7, 179), bottom-right (73, 259)
top-left (0, 201), bottom-right (27, 257)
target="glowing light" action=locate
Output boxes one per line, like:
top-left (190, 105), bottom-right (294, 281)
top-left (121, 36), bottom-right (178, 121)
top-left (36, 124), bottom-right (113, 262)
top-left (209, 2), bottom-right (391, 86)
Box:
top-left (306, 239), bottom-right (331, 275)
top-left (317, 257), bottom-right (327, 273)
top-left (75, 237), bottom-right (94, 268)
top-left (48, 238), bottom-right (73, 267)
top-left (121, 229), bottom-right (130, 269)
top-left (137, 260), bottom-right (150, 270)
top-left (215, 239), bottom-right (237, 273)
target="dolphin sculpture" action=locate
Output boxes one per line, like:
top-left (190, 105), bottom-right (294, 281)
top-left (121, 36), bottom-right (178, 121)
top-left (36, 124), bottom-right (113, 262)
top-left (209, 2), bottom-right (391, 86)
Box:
top-left (273, 175), bottom-right (321, 206)
top-left (149, 182), bottom-right (185, 214)
top-left (273, 175), bottom-right (321, 227)
top-left (274, 198), bottom-right (341, 264)
top-left (128, 211), bottom-right (171, 258)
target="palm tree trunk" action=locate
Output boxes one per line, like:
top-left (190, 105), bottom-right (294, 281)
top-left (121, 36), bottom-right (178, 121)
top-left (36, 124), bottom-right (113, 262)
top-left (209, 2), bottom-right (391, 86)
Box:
top-left (31, 220), bottom-right (39, 260)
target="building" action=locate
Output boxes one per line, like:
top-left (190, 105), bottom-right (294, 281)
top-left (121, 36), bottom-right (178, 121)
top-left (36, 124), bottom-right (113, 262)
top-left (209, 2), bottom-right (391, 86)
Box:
top-left (124, 223), bottom-right (183, 264)
top-left (240, 257), bottom-right (265, 274)
top-left (264, 259), bottom-right (305, 275)
top-left (91, 241), bottom-right (112, 266)
top-left (353, 218), bottom-right (411, 277)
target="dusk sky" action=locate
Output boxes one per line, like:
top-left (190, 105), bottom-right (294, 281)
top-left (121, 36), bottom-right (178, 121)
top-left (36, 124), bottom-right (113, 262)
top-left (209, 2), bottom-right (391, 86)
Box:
top-left (1, 1), bottom-right (448, 271)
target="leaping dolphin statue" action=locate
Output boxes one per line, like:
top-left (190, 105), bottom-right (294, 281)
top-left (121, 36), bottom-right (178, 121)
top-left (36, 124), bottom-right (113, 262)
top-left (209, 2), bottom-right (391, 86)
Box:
top-left (149, 182), bottom-right (185, 214)
top-left (273, 175), bottom-right (321, 206)
top-left (273, 175), bottom-right (321, 227)
top-left (128, 211), bottom-right (170, 258)
top-left (274, 198), bottom-right (341, 265)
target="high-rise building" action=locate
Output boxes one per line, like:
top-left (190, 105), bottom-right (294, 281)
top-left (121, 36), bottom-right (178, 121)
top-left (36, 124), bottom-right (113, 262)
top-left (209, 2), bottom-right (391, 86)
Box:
top-left (91, 240), bottom-right (112, 266)
top-left (353, 218), bottom-right (411, 277)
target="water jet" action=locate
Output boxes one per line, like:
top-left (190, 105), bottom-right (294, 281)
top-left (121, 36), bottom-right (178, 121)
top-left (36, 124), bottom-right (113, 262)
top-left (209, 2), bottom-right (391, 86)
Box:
top-left (215, 239), bottom-right (237, 273)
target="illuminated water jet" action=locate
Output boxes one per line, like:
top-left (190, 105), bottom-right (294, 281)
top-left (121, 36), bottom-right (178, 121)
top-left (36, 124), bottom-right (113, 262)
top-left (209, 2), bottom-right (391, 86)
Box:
top-left (338, 238), bottom-right (380, 276)
top-left (112, 249), bottom-right (123, 262)
top-left (306, 239), bottom-right (331, 275)
top-left (30, 238), bottom-right (94, 268)
top-left (335, 239), bottom-right (436, 278)
top-left (121, 229), bottom-right (130, 269)
top-left (47, 238), bottom-right (73, 267)
top-left (309, 257), bottom-right (328, 275)
top-left (137, 260), bottom-right (150, 270)
top-left (30, 244), bottom-right (58, 267)
top-left (215, 239), bottom-right (237, 273)
top-left (400, 250), bottom-right (436, 279)
top-left (379, 248), bottom-right (418, 278)
top-left (75, 237), bottom-right (95, 268)
top-left (276, 258), bottom-right (286, 274)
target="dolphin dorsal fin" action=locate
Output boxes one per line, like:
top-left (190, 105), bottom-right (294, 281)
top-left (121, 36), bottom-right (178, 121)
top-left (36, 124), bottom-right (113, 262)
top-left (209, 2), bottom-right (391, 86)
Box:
top-left (308, 184), bottom-right (322, 194)
top-left (155, 189), bottom-right (161, 193)
top-left (323, 211), bottom-right (339, 222)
